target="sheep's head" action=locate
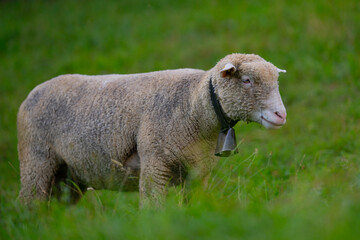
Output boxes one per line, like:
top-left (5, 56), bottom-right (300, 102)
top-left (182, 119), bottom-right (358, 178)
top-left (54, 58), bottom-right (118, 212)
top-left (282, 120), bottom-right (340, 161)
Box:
top-left (213, 53), bottom-right (287, 129)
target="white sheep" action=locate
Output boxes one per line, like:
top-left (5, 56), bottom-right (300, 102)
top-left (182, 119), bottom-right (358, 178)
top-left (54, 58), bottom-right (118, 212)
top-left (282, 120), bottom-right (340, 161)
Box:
top-left (17, 53), bottom-right (286, 207)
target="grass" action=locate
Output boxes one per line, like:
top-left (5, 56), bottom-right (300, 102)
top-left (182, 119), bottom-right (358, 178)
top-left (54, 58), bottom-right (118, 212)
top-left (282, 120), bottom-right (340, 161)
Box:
top-left (0, 0), bottom-right (359, 239)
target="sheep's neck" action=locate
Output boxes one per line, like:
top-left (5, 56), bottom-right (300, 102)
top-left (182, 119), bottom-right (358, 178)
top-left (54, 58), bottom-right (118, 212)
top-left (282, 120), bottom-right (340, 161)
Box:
top-left (208, 77), bottom-right (238, 132)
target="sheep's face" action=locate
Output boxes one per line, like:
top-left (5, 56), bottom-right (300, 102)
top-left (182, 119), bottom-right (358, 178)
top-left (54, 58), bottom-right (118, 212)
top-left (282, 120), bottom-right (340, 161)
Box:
top-left (215, 58), bottom-right (286, 129)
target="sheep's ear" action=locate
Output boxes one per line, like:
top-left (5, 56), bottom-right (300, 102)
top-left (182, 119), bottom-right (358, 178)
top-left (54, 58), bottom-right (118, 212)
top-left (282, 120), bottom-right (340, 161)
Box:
top-left (220, 63), bottom-right (236, 78)
top-left (277, 68), bottom-right (286, 73)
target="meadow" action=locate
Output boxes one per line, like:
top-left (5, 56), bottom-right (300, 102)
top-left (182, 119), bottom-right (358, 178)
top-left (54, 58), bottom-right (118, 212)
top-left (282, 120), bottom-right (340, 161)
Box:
top-left (0, 0), bottom-right (359, 239)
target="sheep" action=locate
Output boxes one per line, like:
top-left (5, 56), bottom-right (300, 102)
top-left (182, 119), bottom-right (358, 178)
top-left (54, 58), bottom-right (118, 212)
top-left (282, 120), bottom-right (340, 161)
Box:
top-left (17, 53), bottom-right (287, 207)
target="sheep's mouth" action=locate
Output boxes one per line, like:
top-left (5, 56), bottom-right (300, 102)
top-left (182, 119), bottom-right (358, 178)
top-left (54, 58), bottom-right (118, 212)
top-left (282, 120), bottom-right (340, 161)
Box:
top-left (261, 116), bottom-right (283, 128)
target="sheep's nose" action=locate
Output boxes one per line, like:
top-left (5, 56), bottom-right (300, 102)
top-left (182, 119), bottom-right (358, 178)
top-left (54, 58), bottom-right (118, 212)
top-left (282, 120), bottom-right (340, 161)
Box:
top-left (274, 111), bottom-right (287, 124)
top-left (275, 111), bottom-right (286, 119)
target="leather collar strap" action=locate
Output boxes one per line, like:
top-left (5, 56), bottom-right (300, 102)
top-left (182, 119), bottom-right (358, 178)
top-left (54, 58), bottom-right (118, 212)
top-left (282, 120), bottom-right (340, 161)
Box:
top-left (209, 77), bottom-right (238, 132)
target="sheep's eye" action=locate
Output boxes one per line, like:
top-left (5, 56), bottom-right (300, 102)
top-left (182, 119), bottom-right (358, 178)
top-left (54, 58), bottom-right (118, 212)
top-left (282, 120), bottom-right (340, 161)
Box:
top-left (242, 79), bottom-right (251, 84)
top-left (241, 76), bottom-right (251, 85)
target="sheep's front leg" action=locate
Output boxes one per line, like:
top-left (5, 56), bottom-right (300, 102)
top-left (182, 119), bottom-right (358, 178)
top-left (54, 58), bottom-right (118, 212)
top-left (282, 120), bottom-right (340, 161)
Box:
top-left (139, 160), bottom-right (173, 208)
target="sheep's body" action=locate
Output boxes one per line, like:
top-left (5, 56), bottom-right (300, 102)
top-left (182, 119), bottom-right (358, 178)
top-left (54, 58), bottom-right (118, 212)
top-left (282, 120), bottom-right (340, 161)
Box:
top-left (18, 69), bottom-right (220, 204)
top-left (18, 53), bottom-right (287, 206)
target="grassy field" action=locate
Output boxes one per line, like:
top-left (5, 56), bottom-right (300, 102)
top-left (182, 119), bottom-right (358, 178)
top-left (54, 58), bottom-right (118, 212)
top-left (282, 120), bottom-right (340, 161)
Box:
top-left (1, 0), bottom-right (359, 239)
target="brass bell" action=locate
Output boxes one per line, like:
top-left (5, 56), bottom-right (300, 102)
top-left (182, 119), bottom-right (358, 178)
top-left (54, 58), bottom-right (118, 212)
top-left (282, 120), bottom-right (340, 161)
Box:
top-left (214, 128), bottom-right (237, 157)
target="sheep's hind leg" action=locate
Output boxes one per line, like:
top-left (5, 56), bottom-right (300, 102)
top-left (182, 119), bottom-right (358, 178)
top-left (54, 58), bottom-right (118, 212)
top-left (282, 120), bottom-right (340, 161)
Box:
top-left (19, 148), bottom-right (58, 205)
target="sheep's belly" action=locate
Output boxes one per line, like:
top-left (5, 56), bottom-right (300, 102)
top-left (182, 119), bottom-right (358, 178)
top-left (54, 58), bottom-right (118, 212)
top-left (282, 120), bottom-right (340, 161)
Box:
top-left (67, 152), bottom-right (140, 192)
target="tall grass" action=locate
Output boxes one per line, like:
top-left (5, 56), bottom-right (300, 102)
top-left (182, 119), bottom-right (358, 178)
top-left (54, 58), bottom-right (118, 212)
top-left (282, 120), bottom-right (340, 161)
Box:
top-left (1, 0), bottom-right (359, 239)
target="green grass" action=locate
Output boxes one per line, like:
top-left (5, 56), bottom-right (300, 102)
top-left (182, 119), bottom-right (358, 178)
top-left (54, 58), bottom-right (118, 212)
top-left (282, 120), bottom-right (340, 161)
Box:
top-left (1, 0), bottom-right (359, 239)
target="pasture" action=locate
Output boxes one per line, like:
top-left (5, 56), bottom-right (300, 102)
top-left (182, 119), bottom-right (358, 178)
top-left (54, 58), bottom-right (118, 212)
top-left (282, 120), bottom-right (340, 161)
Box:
top-left (0, 0), bottom-right (359, 239)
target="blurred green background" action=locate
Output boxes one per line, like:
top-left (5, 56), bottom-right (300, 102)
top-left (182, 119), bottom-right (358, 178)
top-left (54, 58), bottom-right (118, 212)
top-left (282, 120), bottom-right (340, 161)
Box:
top-left (1, 0), bottom-right (359, 239)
